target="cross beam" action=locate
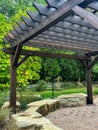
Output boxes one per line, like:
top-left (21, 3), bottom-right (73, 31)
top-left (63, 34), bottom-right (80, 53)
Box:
top-left (3, 47), bottom-right (90, 62)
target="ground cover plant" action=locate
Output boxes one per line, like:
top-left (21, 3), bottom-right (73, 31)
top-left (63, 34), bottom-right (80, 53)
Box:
top-left (0, 109), bottom-right (9, 129)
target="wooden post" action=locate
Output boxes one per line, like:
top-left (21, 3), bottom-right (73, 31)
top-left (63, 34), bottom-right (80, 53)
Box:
top-left (86, 60), bottom-right (93, 104)
top-left (10, 54), bottom-right (17, 114)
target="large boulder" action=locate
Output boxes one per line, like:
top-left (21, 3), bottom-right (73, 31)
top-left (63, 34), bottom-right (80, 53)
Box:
top-left (11, 113), bottom-right (63, 130)
top-left (27, 99), bottom-right (59, 114)
top-left (2, 101), bottom-right (20, 111)
top-left (11, 114), bottom-right (51, 130)
top-left (58, 93), bottom-right (87, 107)
top-left (42, 124), bottom-right (63, 130)
top-left (94, 97), bottom-right (98, 105)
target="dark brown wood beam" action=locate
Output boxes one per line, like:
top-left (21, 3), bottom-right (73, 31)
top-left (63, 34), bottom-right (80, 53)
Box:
top-left (3, 48), bottom-right (90, 60)
top-left (79, 60), bottom-right (88, 69)
top-left (10, 54), bottom-right (17, 114)
top-left (87, 51), bottom-right (98, 56)
top-left (86, 59), bottom-right (93, 104)
top-left (16, 55), bottom-right (29, 68)
top-left (12, 44), bottom-right (23, 68)
top-left (26, 42), bottom-right (92, 53)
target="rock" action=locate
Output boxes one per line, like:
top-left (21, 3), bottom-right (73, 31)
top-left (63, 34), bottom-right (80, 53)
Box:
top-left (36, 104), bottom-right (48, 116)
top-left (9, 99), bottom-right (61, 130)
top-left (27, 99), bottom-right (59, 113)
top-left (2, 101), bottom-right (20, 111)
top-left (94, 97), bottom-right (98, 105)
top-left (11, 113), bottom-right (59, 130)
top-left (47, 100), bottom-right (59, 112)
top-left (42, 124), bottom-right (63, 130)
top-left (58, 93), bottom-right (87, 107)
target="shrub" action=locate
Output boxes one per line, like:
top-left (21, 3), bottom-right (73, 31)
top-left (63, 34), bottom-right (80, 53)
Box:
top-left (18, 94), bottom-right (42, 110)
top-left (61, 82), bottom-right (77, 89)
top-left (35, 80), bottom-right (47, 91)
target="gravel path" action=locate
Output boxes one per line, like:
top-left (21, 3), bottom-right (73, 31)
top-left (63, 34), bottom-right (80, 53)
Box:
top-left (46, 98), bottom-right (98, 130)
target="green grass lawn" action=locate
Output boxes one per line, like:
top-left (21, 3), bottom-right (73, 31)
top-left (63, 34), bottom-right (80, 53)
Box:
top-left (37, 87), bottom-right (98, 99)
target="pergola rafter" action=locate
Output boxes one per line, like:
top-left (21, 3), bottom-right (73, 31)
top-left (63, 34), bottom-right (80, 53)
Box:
top-left (3, 0), bottom-right (98, 113)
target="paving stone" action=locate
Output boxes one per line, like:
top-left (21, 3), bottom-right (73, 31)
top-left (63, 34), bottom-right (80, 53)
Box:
top-left (46, 97), bottom-right (98, 130)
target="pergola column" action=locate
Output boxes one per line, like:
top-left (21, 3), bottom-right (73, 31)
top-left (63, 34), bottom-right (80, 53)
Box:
top-left (10, 54), bottom-right (17, 114)
top-left (86, 60), bottom-right (93, 104)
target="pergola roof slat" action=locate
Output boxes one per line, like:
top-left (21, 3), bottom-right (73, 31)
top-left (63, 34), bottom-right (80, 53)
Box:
top-left (56, 21), bottom-right (97, 36)
top-left (46, 0), bottom-right (65, 9)
top-left (17, 22), bottom-right (32, 31)
top-left (32, 37), bottom-right (98, 50)
top-left (21, 16), bottom-right (37, 27)
top-left (38, 33), bottom-right (98, 47)
top-left (13, 26), bottom-right (26, 35)
top-left (10, 30), bottom-right (21, 38)
top-left (3, 37), bottom-right (12, 44)
top-left (47, 26), bottom-right (98, 41)
top-left (65, 15), bottom-right (95, 29)
top-left (27, 10), bottom-right (45, 22)
top-left (33, 2), bottom-right (55, 16)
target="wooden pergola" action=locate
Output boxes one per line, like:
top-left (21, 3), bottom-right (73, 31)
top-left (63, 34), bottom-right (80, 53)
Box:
top-left (3, 0), bottom-right (98, 113)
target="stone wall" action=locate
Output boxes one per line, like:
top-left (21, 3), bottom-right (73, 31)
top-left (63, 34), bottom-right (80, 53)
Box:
top-left (58, 93), bottom-right (87, 107)
top-left (10, 99), bottom-right (62, 130)
top-left (8, 93), bottom-right (87, 130)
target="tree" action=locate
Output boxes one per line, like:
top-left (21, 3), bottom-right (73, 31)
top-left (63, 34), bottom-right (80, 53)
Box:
top-left (0, 13), bottom-right (42, 90)
top-left (40, 58), bottom-right (60, 81)
top-left (0, 0), bottom-right (16, 18)
top-left (0, 14), bottom-right (11, 90)
top-left (17, 54), bottom-right (41, 88)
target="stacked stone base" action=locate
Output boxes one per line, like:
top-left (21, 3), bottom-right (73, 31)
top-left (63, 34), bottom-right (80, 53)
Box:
top-left (8, 93), bottom-right (87, 130)
top-left (10, 99), bottom-right (62, 130)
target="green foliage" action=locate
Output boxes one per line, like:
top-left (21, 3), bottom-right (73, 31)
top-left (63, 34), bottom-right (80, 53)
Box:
top-left (0, 0), bottom-right (46, 18)
top-left (0, 0), bottom-right (16, 18)
top-left (0, 14), bottom-right (11, 90)
top-left (0, 12), bottom-right (42, 90)
top-left (61, 82), bottom-right (84, 89)
top-left (17, 55), bottom-right (41, 88)
top-left (35, 80), bottom-right (47, 91)
top-left (40, 58), bottom-right (60, 81)
top-left (18, 93), bottom-right (42, 110)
